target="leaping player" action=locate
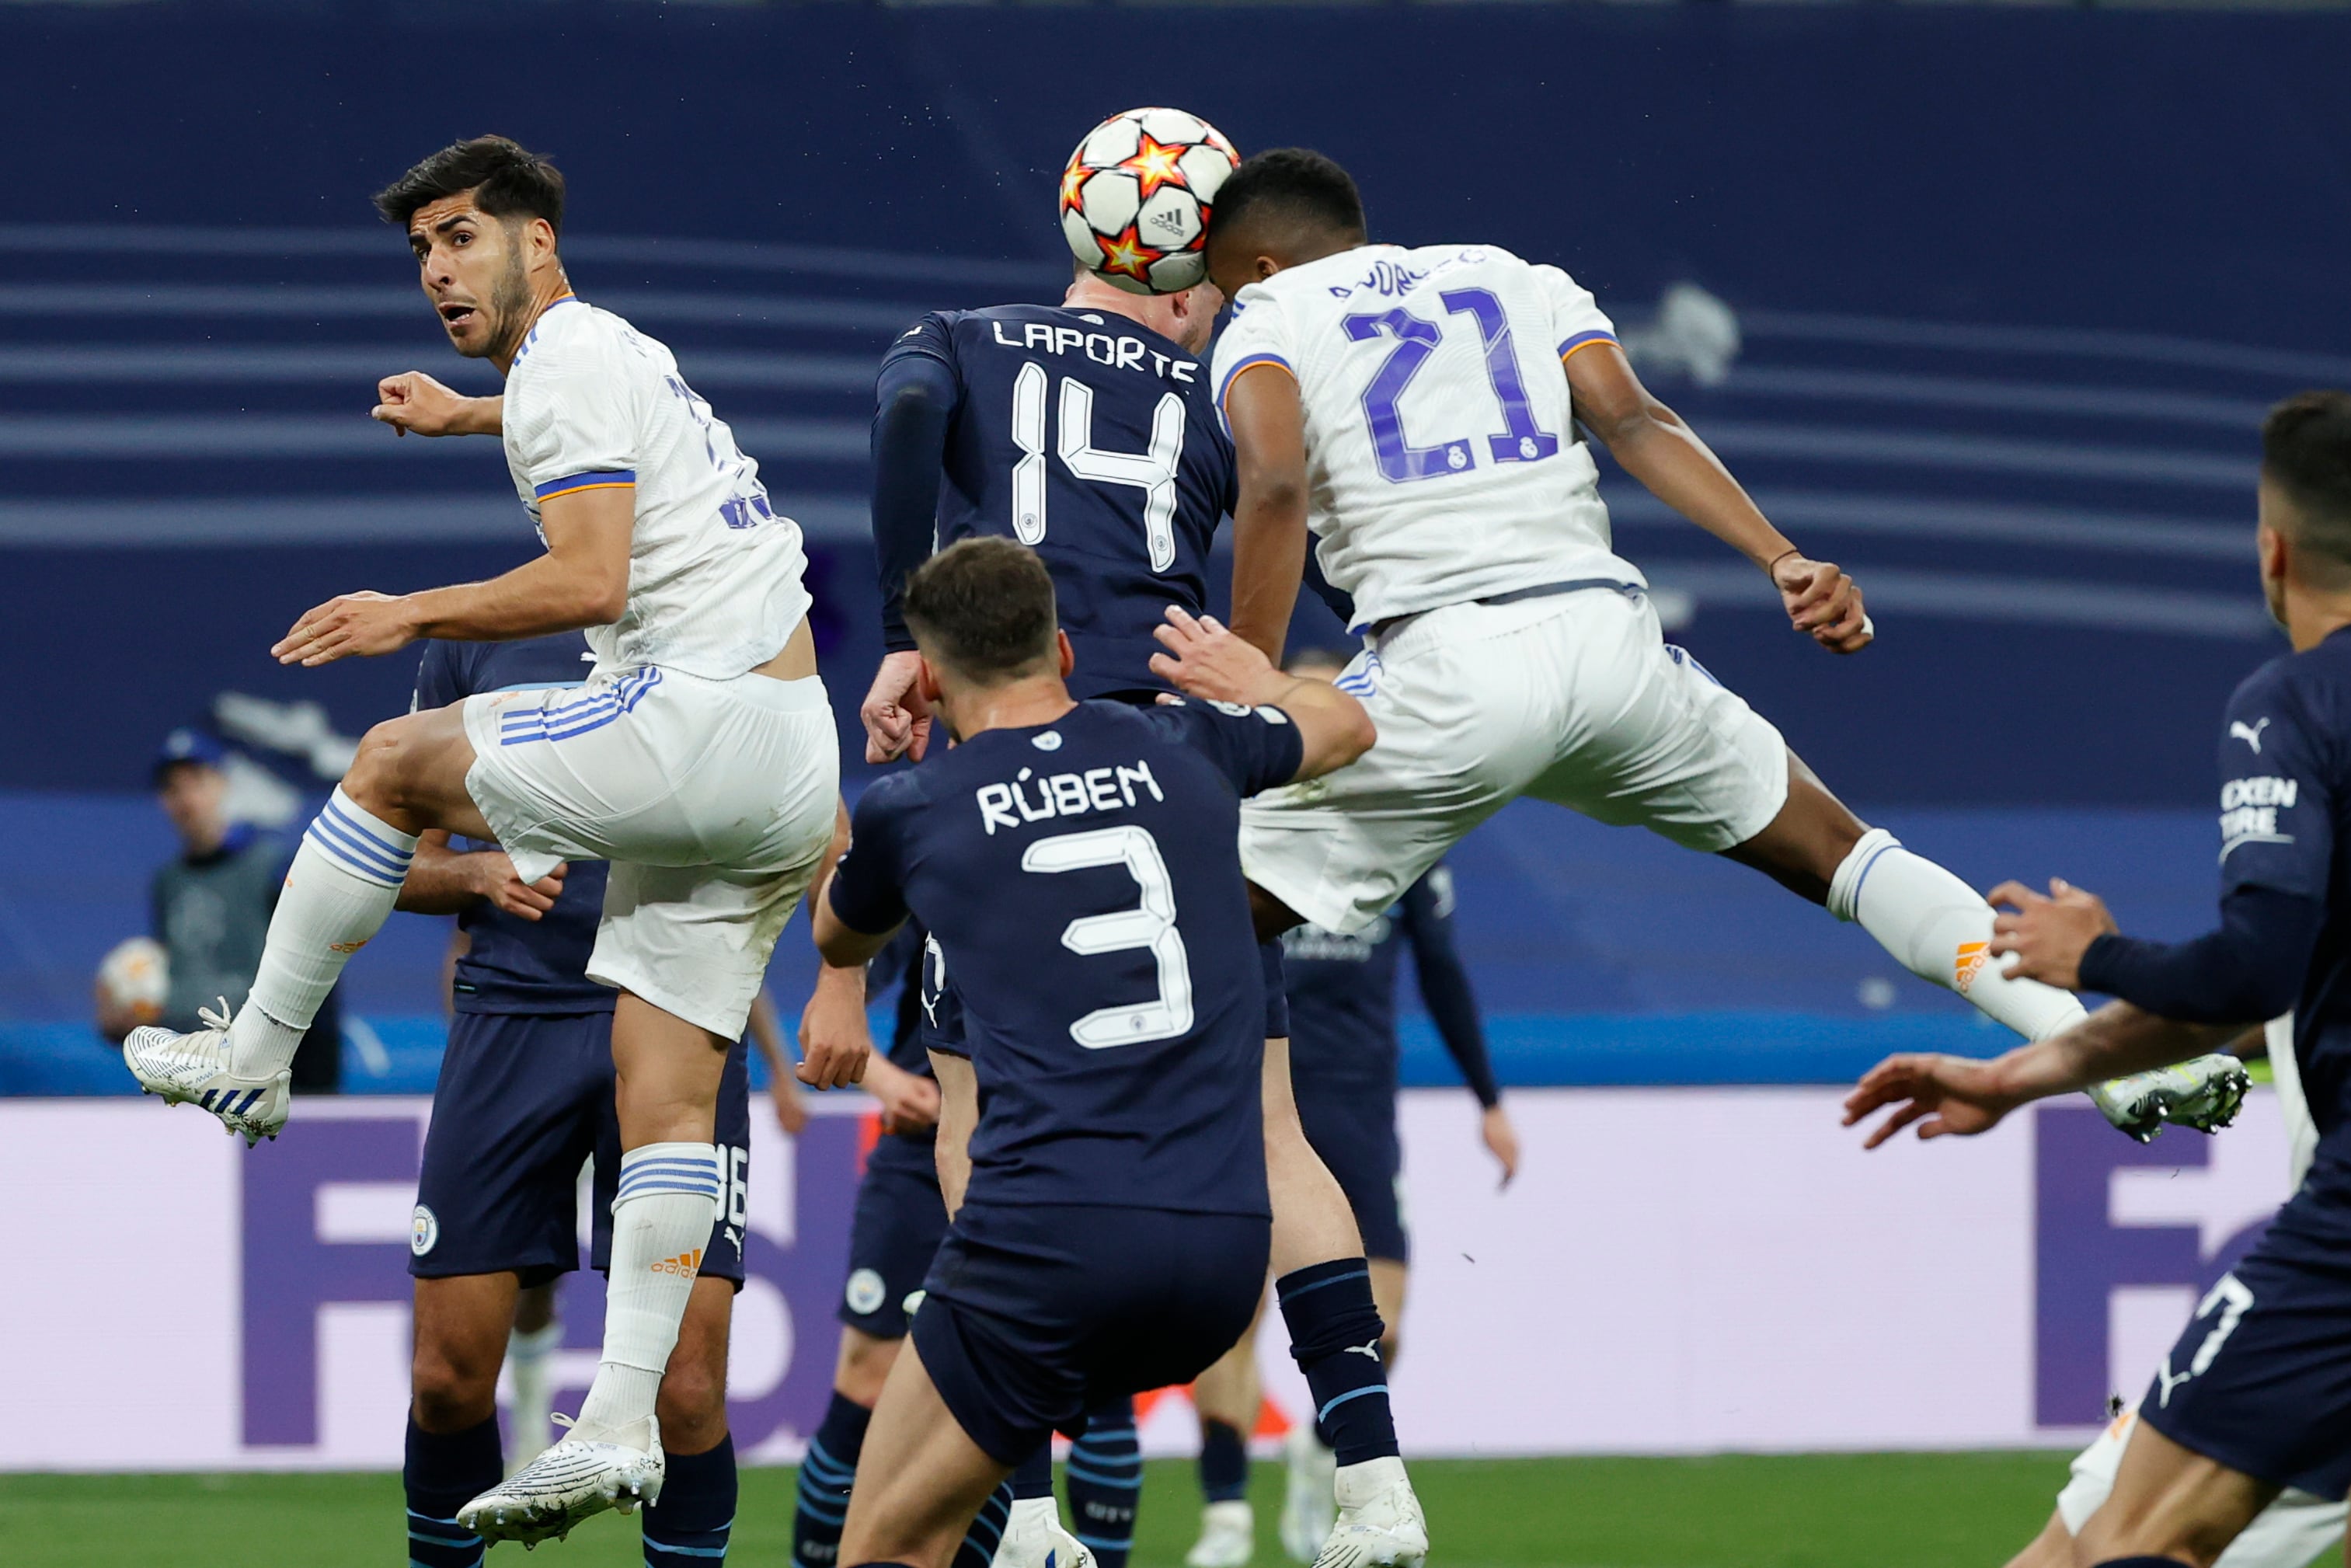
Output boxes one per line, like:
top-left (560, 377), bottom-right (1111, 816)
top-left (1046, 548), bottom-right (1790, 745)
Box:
top-left (1194, 149), bottom-right (2252, 1110)
top-left (856, 112), bottom-right (1432, 1568)
top-left (116, 136), bottom-right (869, 1542)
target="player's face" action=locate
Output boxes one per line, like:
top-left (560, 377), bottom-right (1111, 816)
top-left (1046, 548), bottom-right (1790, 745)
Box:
top-left (155, 762), bottom-right (227, 850)
top-left (1172, 279), bottom-right (1226, 356)
top-left (406, 193), bottom-right (536, 361)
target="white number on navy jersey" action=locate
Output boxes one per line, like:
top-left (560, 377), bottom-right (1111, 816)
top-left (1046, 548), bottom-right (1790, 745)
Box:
top-left (1022, 824), bottom-right (1194, 1048)
top-left (1006, 364), bottom-right (1187, 570)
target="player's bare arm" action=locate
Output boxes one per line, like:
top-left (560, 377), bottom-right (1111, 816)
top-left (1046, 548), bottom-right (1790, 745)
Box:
top-left (272, 486), bottom-right (633, 666)
top-left (1223, 362), bottom-right (1312, 664)
top-left (927, 1048), bottom-right (978, 1217)
top-left (373, 372), bottom-right (503, 438)
top-left (1987, 878), bottom-right (2119, 991)
top-left (799, 799), bottom-right (873, 1090)
top-left (1149, 606), bottom-right (1374, 776)
top-left (1843, 1002), bottom-right (2248, 1148)
top-left (1565, 341), bottom-right (1869, 654)
top-left (393, 828), bottom-right (567, 919)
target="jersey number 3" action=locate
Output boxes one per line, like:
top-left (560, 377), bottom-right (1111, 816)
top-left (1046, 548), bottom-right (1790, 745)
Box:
top-left (1343, 286), bottom-right (1560, 484)
top-left (1022, 824), bottom-right (1194, 1049)
top-left (1011, 363), bottom-right (1186, 571)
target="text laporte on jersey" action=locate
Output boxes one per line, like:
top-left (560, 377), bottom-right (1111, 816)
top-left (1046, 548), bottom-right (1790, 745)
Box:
top-left (990, 319), bottom-right (1199, 383)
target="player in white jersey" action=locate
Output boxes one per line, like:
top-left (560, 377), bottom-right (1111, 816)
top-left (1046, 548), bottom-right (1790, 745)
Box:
top-left (2001, 1017), bottom-right (2346, 1568)
top-left (1186, 148), bottom-right (2168, 1058)
top-left (117, 137), bottom-right (869, 1542)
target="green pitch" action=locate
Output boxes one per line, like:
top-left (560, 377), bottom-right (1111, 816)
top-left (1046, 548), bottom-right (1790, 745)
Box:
top-left (0, 1452), bottom-right (2075, 1568)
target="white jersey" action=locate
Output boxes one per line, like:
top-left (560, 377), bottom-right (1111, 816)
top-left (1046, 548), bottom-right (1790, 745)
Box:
top-left (503, 296), bottom-right (812, 681)
top-left (1210, 242), bottom-right (1637, 627)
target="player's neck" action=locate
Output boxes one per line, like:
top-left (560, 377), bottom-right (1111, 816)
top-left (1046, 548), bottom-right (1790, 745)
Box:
top-left (941, 677), bottom-right (1078, 742)
top-left (491, 271), bottom-right (577, 375)
top-left (2283, 580), bottom-right (2351, 651)
top-left (1061, 277), bottom-right (1166, 336)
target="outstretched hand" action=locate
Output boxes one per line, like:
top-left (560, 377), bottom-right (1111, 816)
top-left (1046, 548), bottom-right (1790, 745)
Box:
top-left (273, 591), bottom-right (420, 666)
top-left (1842, 1053), bottom-right (2020, 1149)
top-left (1148, 607), bottom-right (1282, 706)
top-left (1987, 878), bottom-right (2116, 991)
top-left (1771, 554), bottom-right (1872, 654)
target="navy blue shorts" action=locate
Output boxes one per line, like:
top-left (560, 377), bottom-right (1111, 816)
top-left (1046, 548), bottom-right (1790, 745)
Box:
top-left (839, 1142), bottom-right (949, 1339)
top-left (912, 1201), bottom-right (1269, 1465)
top-left (2137, 1184), bottom-right (2351, 1500)
top-left (410, 1009), bottom-right (751, 1286)
top-left (1296, 1078), bottom-right (1406, 1263)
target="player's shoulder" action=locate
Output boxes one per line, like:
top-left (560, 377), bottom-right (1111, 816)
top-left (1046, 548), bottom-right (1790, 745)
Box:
top-left (2234, 632), bottom-right (2351, 732)
top-left (510, 298), bottom-right (658, 383)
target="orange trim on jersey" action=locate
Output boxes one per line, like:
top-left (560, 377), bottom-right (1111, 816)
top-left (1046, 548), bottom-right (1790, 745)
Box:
top-left (535, 479), bottom-right (636, 502)
top-left (1218, 352), bottom-right (1297, 411)
top-left (1559, 334), bottom-right (1618, 364)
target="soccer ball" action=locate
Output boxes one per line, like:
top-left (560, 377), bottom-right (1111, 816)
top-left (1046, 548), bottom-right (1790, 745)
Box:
top-left (1058, 107), bottom-right (1239, 297)
top-left (98, 936), bottom-right (169, 1026)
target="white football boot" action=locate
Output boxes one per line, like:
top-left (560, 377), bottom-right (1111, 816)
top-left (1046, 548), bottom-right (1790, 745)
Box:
top-left (1279, 1427), bottom-right (1336, 1563)
top-left (1313, 1457), bottom-right (1427, 1568)
top-left (991, 1497), bottom-right (1096, 1568)
top-left (2091, 1053), bottom-right (2253, 1143)
top-left (1187, 1499), bottom-right (1256, 1568)
top-left (459, 1413), bottom-right (664, 1546)
top-left (121, 1003), bottom-right (290, 1147)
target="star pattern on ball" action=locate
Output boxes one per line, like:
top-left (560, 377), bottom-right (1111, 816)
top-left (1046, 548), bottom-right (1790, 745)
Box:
top-left (1092, 224), bottom-right (1155, 283)
top-left (1058, 159), bottom-right (1092, 214)
top-left (1127, 132), bottom-right (1188, 200)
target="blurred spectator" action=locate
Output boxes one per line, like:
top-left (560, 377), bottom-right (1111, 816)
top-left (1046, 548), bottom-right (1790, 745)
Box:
top-left (96, 729), bottom-right (340, 1092)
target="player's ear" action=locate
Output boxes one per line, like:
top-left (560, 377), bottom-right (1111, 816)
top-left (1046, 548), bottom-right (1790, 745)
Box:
top-left (915, 655), bottom-right (945, 705)
top-left (1056, 629), bottom-right (1075, 679)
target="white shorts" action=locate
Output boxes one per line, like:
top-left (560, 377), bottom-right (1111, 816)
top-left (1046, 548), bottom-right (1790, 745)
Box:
top-left (1241, 586), bottom-right (1789, 934)
top-left (2057, 1409), bottom-right (2346, 1568)
top-left (460, 664), bottom-right (840, 1040)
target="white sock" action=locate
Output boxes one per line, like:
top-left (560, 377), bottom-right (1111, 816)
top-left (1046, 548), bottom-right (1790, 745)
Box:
top-left (228, 787), bottom-right (416, 1077)
top-left (573, 1142), bottom-right (722, 1445)
top-left (507, 1317), bottom-right (562, 1463)
top-left (1829, 828), bottom-right (2086, 1041)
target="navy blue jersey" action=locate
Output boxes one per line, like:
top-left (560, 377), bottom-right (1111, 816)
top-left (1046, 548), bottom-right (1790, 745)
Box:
top-left (1283, 864), bottom-right (1499, 1105)
top-left (2213, 633), bottom-right (2351, 1141)
top-left (413, 636), bottom-right (612, 1015)
top-left (874, 305), bottom-right (1236, 699)
top-left (827, 698), bottom-right (1304, 1215)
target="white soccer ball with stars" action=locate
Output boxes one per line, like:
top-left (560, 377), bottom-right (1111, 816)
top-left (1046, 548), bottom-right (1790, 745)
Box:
top-left (98, 936), bottom-right (169, 1026)
top-left (1058, 107), bottom-right (1239, 297)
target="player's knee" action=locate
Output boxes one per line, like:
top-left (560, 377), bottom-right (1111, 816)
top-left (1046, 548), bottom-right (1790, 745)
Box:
top-left (343, 718), bottom-right (421, 816)
top-left (410, 1342), bottom-right (500, 1432)
top-left (834, 1329), bottom-right (899, 1407)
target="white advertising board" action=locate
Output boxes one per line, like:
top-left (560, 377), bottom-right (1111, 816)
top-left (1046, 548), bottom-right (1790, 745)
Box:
top-left (0, 1087), bottom-right (2290, 1470)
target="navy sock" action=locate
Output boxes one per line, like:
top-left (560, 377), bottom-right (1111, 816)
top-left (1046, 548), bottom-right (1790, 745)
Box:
top-left (645, 1432), bottom-right (737, 1568)
top-left (1277, 1261), bottom-right (1398, 1466)
top-left (1013, 1441), bottom-right (1055, 1501)
top-left (1198, 1417), bottom-right (1250, 1504)
top-left (793, 1392), bottom-right (872, 1568)
top-left (952, 1484), bottom-right (1014, 1568)
top-left (1068, 1405), bottom-right (1142, 1568)
top-left (405, 1414), bottom-right (500, 1568)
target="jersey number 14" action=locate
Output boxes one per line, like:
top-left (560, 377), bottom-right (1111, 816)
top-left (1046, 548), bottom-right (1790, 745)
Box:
top-left (1010, 363), bottom-right (1186, 572)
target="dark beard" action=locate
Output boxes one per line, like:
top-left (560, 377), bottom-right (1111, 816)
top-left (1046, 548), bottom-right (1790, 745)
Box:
top-left (476, 246), bottom-right (535, 362)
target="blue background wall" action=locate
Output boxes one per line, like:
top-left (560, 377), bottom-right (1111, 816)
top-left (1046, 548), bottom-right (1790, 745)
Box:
top-left (3, 2), bottom-right (2342, 1080)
